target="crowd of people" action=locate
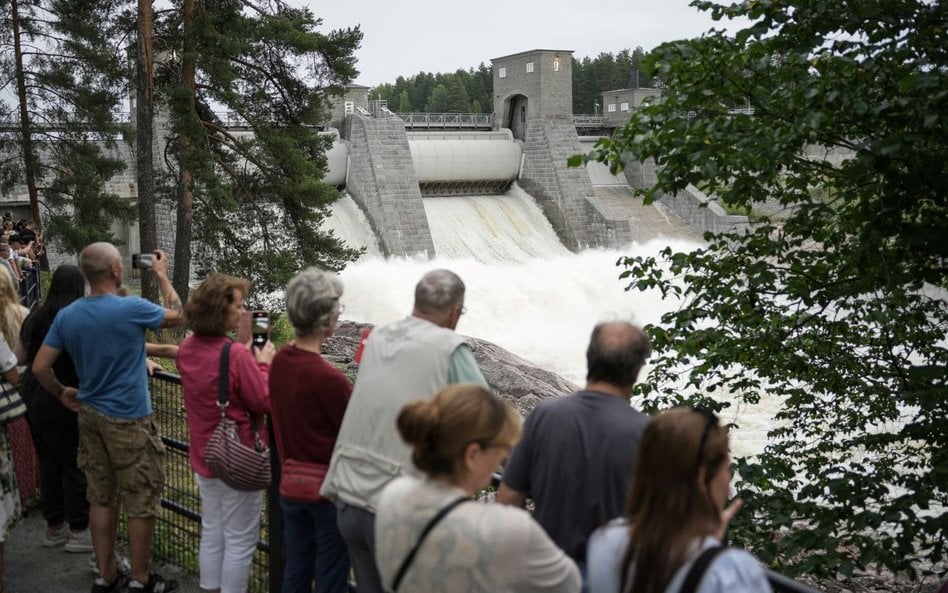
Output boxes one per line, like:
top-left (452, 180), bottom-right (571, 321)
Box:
top-left (0, 239), bottom-right (777, 593)
top-left (0, 216), bottom-right (43, 299)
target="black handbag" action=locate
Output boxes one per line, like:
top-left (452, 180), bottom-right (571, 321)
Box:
top-left (204, 342), bottom-right (271, 491)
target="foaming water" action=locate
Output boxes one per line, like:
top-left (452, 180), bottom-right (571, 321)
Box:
top-left (326, 194), bottom-right (383, 259)
top-left (337, 244), bottom-right (779, 459)
top-left (423, 184), bottom-right (571, 262)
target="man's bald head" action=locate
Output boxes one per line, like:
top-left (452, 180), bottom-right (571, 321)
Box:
top-left (586, 322), bottom-right (651, 390)
top-left (80, 242), bottom-right (122, 285)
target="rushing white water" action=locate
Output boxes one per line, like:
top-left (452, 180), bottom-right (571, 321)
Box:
top-left (327, 194), bottom-right (383, 258)
top-left (332, 187), bottom-right (779, 458)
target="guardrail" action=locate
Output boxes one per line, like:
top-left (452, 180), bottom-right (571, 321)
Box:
top-left (396, 112), bottom-right (493, 129)
top-left (18, 267), bottom-right (41, 310)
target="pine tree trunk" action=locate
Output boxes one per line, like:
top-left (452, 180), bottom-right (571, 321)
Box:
top-left (171, 0), bottom-right (197, 303)
top-left (136, 0), bottom-right (158, 301)
top-left (10, 0), bottom-right (42, 240)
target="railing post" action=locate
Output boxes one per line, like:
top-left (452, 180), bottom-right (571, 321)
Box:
top-left (267, 418), bottom-right (284, 593)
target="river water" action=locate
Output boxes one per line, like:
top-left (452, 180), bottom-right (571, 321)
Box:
top-left (327, 188), bottom-right (779, 459)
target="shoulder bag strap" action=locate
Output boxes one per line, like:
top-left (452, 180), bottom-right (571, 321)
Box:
top-left (217, 341), bottom-right (232, 412)
top-left (392, 496), bottom-right (471, 592)
top-left (679, 545), bottom-right (727, 593)
top-left (219, 341), bottom-right (262, 439)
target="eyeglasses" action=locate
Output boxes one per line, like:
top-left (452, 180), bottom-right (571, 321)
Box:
top-left (693, 406), bottom-right (719, 471)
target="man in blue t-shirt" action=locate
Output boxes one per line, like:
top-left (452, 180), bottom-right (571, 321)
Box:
top-left (33, 242), bottom-right (185, 593)
top-left (497, 321), bottom-right (652, 591)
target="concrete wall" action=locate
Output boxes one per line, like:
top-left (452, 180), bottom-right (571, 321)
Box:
top-left (519, 119), bottom-right (630, 249)
top-left (328, 85), bottom-right (370, 132)
top-left (624, 159), bottom-right (749, 235)
top-left (345, 113), bottom-right (435, 257)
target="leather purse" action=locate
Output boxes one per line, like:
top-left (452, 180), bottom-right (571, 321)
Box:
top-left (278, 458), bottom-right (329, 503)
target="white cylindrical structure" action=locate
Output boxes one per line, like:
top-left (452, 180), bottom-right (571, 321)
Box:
top-left (408, 130), bottom-right (522, 183)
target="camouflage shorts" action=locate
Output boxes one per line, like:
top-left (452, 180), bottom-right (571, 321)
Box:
top-left (77, 406), bottom-right (166, 518)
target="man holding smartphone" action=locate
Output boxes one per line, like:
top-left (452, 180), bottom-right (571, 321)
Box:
top-left (32, 243), bottom-right (186, 593)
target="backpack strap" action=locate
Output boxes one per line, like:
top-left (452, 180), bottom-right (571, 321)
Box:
top-left (679, 545), bottom-right (727, 593)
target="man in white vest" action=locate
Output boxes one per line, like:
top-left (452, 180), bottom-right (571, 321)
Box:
top-left (320, 269), bottom-right (488, 593)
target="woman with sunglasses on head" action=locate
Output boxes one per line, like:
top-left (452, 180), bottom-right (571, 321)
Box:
top-left (587, 407), bottom-right (771, 593)
top-left (375, 384), bottom-right (580, 593)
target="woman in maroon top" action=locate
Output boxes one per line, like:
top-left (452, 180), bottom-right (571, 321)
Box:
top-left (177, 274), bottom-right (274, 593)
top-left (269, 267), bottom-right (351, 593)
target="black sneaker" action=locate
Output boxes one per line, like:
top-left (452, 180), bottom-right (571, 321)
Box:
top-left (128, 572), bottom-right (179, 593)
top-left (90, 572), bottom-right (130, 593)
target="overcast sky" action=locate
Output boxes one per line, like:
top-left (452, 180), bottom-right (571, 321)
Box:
top-left (301, 0), bottom-right (748, 88)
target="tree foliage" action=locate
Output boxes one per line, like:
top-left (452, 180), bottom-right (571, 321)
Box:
top-left (154, 0), bottom-right (363, 300)
top-left (373, 64), bottom-right (492, 113)
top-left (584, 0), bottom-right (947, 578)
top-left (0, 0), bottom-right (136, 255)
top-left (372, 49), bottom-right (654, 116)
top-left (572, 48), bottom-right (652, 114)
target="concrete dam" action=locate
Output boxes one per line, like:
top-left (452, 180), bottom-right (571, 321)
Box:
top-left (318, 122), bottom-right (632, 258)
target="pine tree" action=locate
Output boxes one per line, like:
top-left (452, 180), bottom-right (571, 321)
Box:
top-left (154, 0), bottom-right (363, 301)
top-left (0, 0), bottom-right (136, 258)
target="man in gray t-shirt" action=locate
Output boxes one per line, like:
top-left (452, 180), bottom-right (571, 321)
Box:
top-left (498, 322), bottom-right (651, 572)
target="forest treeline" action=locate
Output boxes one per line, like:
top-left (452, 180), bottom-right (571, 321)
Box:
top-left (371, 48), bottom-right (653, 115)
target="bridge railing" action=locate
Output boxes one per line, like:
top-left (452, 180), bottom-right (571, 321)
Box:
top-left (573, 114), bottom-right (606, 129)
top-left (397, 112), bottom-right (493, 129)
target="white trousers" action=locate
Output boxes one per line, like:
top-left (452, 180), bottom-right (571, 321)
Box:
top-left (195, 473), bottom-right (263, 593)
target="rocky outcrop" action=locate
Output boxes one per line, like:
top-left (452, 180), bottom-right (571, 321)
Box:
top-left (324, 320), bottom-right (578, 416)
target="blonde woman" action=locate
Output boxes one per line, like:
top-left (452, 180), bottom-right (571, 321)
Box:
top-left (0, 271), bottom-right (26, 593)
top-left (0, 272), bottom-right (26, 352)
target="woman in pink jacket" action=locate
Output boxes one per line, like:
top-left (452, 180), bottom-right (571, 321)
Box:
top-left (177, 274), bottom-right (275, 593)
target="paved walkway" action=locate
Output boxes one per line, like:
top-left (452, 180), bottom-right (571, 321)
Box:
top-left (6, 509), bottom-right (201, 593)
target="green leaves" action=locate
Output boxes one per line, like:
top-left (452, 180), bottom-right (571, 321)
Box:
top-left (156, 0), bottom-right (363, 301)
top-left (593, 0), bottom-right (948, 578)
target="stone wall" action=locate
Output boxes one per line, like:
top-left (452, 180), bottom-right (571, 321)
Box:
top-left (519, 119), bottom-right (630, 249)
top-left (345, 114), bottom-right (435, 257)
top-left (624, 158), bottom-right (749, 236)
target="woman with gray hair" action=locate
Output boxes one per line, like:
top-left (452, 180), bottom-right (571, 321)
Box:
top-left (269, 268), bottom-right (351, 593)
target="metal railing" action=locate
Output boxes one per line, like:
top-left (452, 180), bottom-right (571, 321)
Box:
top-left (18, 267), bottom-right (41, 310)
top-left (573, 114), bottom-right (606, 129)
top-left (396, 112), bottom-right (493, 129)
